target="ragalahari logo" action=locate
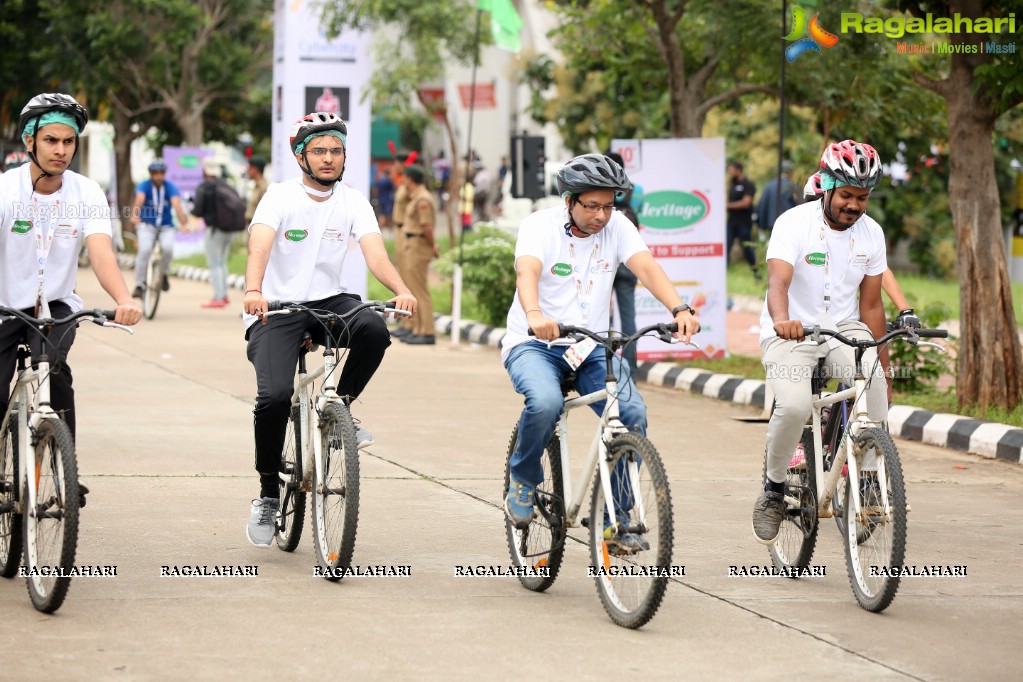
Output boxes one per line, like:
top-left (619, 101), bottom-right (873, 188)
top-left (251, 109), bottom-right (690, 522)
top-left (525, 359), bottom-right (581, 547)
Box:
top-left (784, 6), bottom-right (839, 62)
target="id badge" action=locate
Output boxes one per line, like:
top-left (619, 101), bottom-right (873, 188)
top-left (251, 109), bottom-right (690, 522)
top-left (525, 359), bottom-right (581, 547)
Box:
top-left (563, 337), bottom-right (597, 370)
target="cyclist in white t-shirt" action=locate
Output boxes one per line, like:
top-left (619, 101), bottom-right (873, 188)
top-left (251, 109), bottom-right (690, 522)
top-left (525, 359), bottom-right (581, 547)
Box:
top-left (241, 112), bottom-right (417, 547)
top-left (0, 93), bottom-right (141, 493)
top-left (501, 154), bottom-right (699, 550)
top-left (753, 140), bottom-right (890, 545)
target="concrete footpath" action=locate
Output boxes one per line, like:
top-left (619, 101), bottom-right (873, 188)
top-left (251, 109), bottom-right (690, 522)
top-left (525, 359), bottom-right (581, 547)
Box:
top-left (2, 272), bottom-right (1019, 680)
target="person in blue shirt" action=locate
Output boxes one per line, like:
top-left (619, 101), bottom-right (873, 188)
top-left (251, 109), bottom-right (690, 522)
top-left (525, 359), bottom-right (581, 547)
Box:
top-left (131, 159), bottom-right (190, 298)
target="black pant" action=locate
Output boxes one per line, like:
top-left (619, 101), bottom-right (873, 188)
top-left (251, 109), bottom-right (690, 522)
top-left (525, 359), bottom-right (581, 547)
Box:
top-left (0, 300), bottom-right (77, 438)
top-left (726, 221), bottom-right (757, 269)
top-left (245, 294), bottom-right (391, 474)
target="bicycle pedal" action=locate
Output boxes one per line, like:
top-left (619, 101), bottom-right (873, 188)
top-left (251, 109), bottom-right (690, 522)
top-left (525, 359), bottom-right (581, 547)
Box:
top-left (580, 517), bottom-right (590, 528)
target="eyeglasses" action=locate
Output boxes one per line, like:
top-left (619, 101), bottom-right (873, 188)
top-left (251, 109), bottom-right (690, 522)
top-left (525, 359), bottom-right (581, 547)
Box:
top-left (578, 202), bottom-right (615, 215)
top-left (307, 147), bottom-right (344, 157)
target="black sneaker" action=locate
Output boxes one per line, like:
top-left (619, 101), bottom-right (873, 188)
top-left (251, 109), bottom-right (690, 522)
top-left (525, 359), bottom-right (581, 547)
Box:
top-left (132, 286), bottom-right (144, 299)
top-left (161, 275), bottom-right (170, 292)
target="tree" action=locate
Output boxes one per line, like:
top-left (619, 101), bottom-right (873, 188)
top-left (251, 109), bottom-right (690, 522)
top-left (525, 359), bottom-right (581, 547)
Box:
top-left (44, 0), bottom-right (272, 223)
top-left (0, 0), bottom-right (49, 143)
top-left (320, 0), bottom-right (495, 245)
top-left (895, 0), bottom-right (1023, 409)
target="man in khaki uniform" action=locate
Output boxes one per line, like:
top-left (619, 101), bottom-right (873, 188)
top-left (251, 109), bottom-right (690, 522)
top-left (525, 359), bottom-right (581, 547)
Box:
top-left (400, 165), bottom-right (438, 345)
top-left (390, 164), bottom-right (415, 339)
top-left (245, 155), bottom-right (269, 224)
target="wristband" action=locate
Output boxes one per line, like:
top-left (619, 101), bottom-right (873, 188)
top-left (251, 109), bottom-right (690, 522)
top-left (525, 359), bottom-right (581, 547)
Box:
top-left (245, 289), bottom-right (261, 295)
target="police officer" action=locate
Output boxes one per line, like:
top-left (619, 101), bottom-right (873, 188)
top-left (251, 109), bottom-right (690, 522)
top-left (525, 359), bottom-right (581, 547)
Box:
top-left (390, 164), bottom-right (414, 339)
top-left (400, 165), bottom-right (438, 345)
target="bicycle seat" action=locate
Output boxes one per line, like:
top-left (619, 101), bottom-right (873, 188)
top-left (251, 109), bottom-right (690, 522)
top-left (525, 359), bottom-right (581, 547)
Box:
top-left (560, 371), bottom-right (577, 398)
top-left (299, 331), bottom-right (319, 353)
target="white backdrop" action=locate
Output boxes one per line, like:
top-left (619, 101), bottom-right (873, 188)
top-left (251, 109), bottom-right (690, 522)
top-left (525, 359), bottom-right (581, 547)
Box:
top-left (272, 0), bottom-right (372, 297)
top-left (611, 138), bottom-right (727, 360)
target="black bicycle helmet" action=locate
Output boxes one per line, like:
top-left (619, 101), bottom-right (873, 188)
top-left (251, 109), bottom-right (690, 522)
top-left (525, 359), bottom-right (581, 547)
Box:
top-left (19, 93), bottom-right (89, 137)
top-left (556, 153), bottom-right (631, 197)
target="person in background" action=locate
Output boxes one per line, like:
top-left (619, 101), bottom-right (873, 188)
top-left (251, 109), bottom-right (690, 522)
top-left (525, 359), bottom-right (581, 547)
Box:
top-left (473, 162), bottom-right (491, 223)
top-left (756, 160), bottom-right (800, 236)
top-left (398, 165), bottom-right (438, 345)
top-left (605, 151), bottom-right (641, 378)
top-left (246, 155), bottom-right (269, 224)
top-left (390, 163), bottom-right (416, 340)
top-left (726, 159), bottom-right (760, 281)
top-left (131, 158), bottom-right (190, 299)
top-left (192, 158), bottom-right (237, 308)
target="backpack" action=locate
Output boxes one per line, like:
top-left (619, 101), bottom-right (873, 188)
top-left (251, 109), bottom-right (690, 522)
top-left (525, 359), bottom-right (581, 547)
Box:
top-left (211, 180), bottom-right (247, 232)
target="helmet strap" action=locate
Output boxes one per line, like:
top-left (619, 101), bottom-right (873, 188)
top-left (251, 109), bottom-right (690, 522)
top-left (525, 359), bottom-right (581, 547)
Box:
top-left (299, 150), bottom-right (343, 188)
top-left (24, 114), bottom-right (79, 180)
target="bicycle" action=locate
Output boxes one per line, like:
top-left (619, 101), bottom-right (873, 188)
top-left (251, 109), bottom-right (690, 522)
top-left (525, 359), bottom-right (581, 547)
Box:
top-left (140, 240), bottom-right (164, 320)
top-left (261, 300), bottom-right (410, 580)
top-left (766, 324), bottom-right (947, 612)
top-left (0, 305), bottom-right (132, 612)
top-left (504, 321), bottom-right (696, 628)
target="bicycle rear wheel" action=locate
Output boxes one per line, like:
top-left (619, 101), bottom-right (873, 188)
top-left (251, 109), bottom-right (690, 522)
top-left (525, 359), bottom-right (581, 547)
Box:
top-left (588, 433), bottom-right (673, 629)
top-left (843, 427), bottom-right (906, 612)
top-left (766, 427), bottom-right (819, 572)
top-left (24, 418), bottom-right (79, 613)
top-left (503, 424), bottom-right (565, 592)
top-left (275, 404), bottom-right (306, 552)
top-left (143, 249), bottom-right (162, 320)
top-left (312, 402), bottom-right (359, 580)
top-left (0, 413), bottom-right (22, 578)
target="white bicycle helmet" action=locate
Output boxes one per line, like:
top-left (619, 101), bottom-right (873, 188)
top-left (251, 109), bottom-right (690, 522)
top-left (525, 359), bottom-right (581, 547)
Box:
top-left (556, 153), bottom-right (631, 197)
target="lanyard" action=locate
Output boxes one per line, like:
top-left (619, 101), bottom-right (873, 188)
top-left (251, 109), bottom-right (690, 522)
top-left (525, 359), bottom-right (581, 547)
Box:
top-left (152, 183), bottom-right (166, 225)
top-left (817, 203), bottom-right (854, 315)
top-left (31, 188), bottom-right (63, 314)
top-left (568, 235), bottom-right (599, 315)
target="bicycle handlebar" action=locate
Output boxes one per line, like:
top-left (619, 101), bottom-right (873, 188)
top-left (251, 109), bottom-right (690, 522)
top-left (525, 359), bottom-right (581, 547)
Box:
top-left (529, 320), bottom-right (700, 350)
top-left (0, 307), bottom-right (120, 328)
top-left (264, 300), bottom-right (411, 320)
top-left (800, 324), bottom-right (948, 348)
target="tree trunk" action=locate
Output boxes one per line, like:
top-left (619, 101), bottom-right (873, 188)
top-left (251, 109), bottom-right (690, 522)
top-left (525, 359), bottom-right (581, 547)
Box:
top-left (177, 106), bottom-right (204, 147)
top-left (946, 58), bottom-right (1023, 409)
top-left (112, 107), bottom-right (141, 236)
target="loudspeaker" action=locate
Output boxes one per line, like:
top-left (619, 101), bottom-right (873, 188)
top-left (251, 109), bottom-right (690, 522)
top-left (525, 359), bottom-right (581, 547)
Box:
top-left (510, 135), bottom-right (545, 200)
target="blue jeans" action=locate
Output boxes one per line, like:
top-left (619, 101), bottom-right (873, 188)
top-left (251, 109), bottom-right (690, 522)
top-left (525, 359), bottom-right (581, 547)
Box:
top-left (504, 340), bottom-right (647, 489)
top-left (204, 227), bottom-right (234, 300)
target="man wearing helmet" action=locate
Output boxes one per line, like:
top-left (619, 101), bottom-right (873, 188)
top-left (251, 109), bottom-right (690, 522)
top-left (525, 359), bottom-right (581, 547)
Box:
top-left (130, 158), bottom-right (190, 299)
top-left (500, 153), bottom-right (699, 549)
top-left (241, 112), bottom-right (417, 547)
top-left (753, 140), bottom-right (891, 545)
top-left (0, 93), bottom-right (141, 463)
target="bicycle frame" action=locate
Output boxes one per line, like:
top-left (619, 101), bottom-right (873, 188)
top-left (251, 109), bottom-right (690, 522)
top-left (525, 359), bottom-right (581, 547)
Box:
top-left (291, 345), bottom-right (343, 493)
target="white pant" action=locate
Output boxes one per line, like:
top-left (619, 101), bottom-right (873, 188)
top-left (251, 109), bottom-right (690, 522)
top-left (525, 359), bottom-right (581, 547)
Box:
top-left (134, 223), bottom-right (175, 288)
top-left (761, 319), bottom-right (888, 484)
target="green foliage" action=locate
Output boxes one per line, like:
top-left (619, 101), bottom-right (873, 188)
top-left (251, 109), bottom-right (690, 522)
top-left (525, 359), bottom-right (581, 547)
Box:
top-left (887, 301), bottom-right (955, 393)
top-left (434, 228), bottom-right (517, 326)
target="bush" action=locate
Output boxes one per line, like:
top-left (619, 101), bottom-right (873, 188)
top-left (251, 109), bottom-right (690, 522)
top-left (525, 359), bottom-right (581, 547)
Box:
top-left (888, 301), bottom-right (955, 394)
top-left (435, 228), bottom-right (517, 326)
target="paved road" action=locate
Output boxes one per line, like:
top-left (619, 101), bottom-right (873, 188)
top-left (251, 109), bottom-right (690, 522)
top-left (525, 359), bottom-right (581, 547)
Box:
top-left (2, 272), bottom-right (1021, 681)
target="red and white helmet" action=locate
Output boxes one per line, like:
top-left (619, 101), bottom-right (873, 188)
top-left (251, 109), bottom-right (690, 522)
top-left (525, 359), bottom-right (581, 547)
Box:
top-left (4, 151), bottom-right (29, 169)
top-left (803, 172), bottom-right (823, 199)
top-left (819, 140), bottom-right (882, 189)
top-left (289, 112), bottom-right (347, 154)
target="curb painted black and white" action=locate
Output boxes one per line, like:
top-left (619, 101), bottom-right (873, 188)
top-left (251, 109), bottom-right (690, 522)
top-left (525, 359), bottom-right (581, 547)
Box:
top-left (431, 314), bottom-right (1023, 465)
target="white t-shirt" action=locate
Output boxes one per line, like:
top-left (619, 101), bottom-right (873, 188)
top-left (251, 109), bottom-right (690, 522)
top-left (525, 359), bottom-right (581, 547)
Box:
top-left (0, 164), bottom-right (112, 312)
top-left (500, 205), bottom-right (648, 362)
top-left (759, 200), bottom-right (887, 344)
top-left (244, 179), bottom-right (381, 329)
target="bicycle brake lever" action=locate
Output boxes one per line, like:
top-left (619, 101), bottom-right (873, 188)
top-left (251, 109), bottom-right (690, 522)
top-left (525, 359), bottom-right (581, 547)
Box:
top-left (100, 320), bottom-right (134, 335)
top-left (666, 336), bottom-right (701, 349)
top-left (915, 341), bottom-right (947, 352)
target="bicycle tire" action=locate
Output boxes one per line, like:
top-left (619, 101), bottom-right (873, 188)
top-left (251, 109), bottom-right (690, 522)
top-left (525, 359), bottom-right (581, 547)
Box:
top-left (0, 413), bottom-right (22, 578)
top-left (23, 417), bottom-right (79, 613)
top-left (275, 404), bottom-right (306, 552)
top-left (503, 423), bottom-right (566, 592)
top-left (766, 427), bottom-right (819, 572)
top-left (143, 249), bottom-right (162, 320)
top-left (843, 427), bottom-right (906, 612)
top-left (588, 433), bottom-right (672, 629)
top-left (311, 402), bottom-right (359, 580)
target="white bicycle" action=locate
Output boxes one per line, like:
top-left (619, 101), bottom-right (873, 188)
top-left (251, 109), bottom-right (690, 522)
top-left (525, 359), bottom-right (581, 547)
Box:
top-left (0, 305), bottom-right (131, 612)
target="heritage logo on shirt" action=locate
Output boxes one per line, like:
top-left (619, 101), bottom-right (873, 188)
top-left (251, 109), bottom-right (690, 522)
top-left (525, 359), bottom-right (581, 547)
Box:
top-left (805, 252), bottom-right (826, 266)
top-left (11, 220), bottom-right (32, 234)
top-left (285, 229), bottom-right (308, 242)
top-left (550, 262), bottom-right (572, 277)
top-left (55, 224), bottom-right (78, 238)
top-left (852, 253), bottom-right (869, 267)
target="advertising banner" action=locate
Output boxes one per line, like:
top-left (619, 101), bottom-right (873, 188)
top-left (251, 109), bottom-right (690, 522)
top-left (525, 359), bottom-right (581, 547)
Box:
top-left (273, 0), bottom-right (372, 296)
top-left (163, 146), bottom-right (213, 258)
top-left (611, 138), bottom-right (727, 360)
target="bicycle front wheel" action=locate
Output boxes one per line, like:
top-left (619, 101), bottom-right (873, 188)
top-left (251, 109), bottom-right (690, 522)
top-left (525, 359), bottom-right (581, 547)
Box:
top-left (143, 250), bottom-right (162, 319)
top-left (24, 418), bottom-right (79, 613)
top-left (503, 423), bottom-right (565, 592)
top-left (766, 429), bottom-right (819, 572)
top-left (275, 404), bottom-right (306, 552)
top-left (0, 414), bottom-right (22, 578)
top-left (312, 402), bottom-right (359, 580)
top-left (588, 433), bottom-right (673, 629)
top-left (843, 427), bottom-right (907, 612)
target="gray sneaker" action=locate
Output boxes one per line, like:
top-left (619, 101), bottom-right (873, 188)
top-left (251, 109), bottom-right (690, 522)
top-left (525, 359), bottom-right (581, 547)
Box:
top-left (246, 497), bottom-right (279, 547)
top-left (752, 490), bottom-right (786, 545)
top-left (355, 425), bottom-right (374, 450)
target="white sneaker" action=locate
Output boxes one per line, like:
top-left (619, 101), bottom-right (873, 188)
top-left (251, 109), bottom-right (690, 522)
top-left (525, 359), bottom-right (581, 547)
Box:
top-left (246, 497), bottom-right (279, 547)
